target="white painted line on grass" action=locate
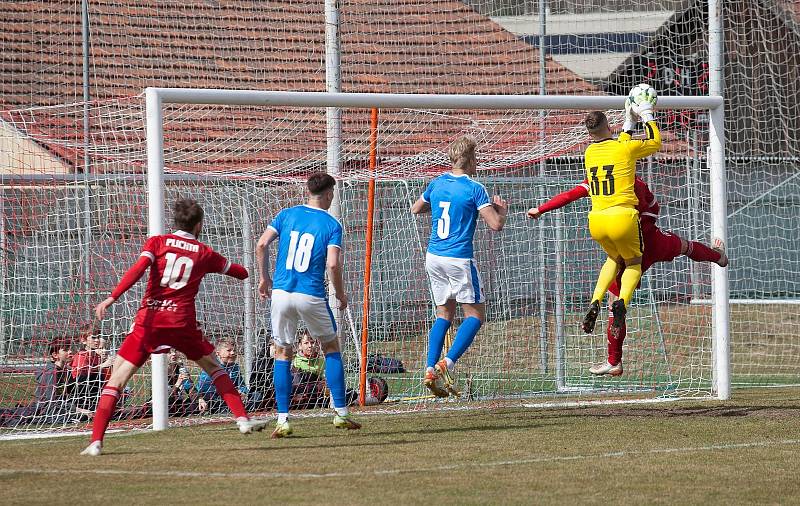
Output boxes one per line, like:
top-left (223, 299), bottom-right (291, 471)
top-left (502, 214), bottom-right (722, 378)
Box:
top-left (1, 438), bottom-right (798, 480)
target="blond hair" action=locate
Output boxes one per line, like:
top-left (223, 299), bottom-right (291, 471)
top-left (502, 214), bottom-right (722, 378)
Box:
top-left (448, 136), bottom-right (477, 171)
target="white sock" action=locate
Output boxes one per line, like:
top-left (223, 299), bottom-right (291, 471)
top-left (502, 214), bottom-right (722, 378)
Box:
top-left (445, 357), bottom-right (454, 371)
top-left (334, 407), bottom-right (348, 417)
top-left (426, 366), bottom-right (435, 374)
top-left (277, 413), bottom-right (288, 424)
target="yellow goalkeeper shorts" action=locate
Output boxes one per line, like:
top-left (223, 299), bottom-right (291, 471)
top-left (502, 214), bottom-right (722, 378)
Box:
top-left (588, 206), bottom-right (643, 261)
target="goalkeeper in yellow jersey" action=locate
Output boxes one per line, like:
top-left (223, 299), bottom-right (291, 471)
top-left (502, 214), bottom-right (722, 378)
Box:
top-left (581, 88), bottom-right (661, 355)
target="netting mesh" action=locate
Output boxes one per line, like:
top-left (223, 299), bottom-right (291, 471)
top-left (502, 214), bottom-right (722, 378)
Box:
top-left (1, 0), bottom-right (799, 436)
top-left (1, 99), bottom-right (720, 434)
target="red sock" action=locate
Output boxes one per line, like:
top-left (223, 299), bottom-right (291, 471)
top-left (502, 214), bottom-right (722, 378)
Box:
top-left (211, 370), bottom-right (248, 419)
top-left (90, 385), bottom-right (121, 443)
top-left (606, 316), bottom-right (626, 366)
top-left (686, 241), bottom-right (722, 263)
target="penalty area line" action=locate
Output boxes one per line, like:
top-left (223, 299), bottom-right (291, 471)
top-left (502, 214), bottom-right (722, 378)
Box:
top-left (1, 439), bottom-right (799, 480)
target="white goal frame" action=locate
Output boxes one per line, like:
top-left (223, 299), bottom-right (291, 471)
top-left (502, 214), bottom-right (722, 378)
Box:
top-left (144, 88), bottom-right (729, 431)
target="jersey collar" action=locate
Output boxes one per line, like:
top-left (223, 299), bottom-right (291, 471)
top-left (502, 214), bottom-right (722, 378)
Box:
top-left (172, 230), bottom-right (196, 240)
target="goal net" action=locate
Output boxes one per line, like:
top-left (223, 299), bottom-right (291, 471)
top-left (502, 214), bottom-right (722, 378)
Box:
top-left (1, 92), bottom-right (726, 436)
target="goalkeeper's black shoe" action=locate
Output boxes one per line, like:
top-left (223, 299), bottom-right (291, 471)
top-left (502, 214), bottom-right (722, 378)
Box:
top-left (610, 299), bottom-right (627, 337)
top-left (582, 300), bottom-right (601, 334)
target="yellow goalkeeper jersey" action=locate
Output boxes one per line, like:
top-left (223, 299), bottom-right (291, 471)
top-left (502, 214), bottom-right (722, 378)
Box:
top-left (583, 120), bottom-right (662, 211)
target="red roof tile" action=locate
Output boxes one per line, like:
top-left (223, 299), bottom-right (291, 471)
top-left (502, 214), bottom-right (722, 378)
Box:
top-left (1, 1), bottom-right (600, 175)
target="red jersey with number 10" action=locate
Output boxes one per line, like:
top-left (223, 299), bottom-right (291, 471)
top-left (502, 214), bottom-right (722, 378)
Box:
top-left (133, 231), bottom-right (231, 328)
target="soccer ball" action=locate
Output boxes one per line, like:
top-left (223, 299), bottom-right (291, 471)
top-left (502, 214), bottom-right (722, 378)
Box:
top-left (628, 83), bottom-right (658, 107)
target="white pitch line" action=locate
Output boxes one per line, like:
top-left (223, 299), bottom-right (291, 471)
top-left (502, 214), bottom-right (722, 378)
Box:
top-left (1, 439), bottom-right (799, 480)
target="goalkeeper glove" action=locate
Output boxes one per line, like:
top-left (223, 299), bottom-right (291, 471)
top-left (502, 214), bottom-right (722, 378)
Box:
top-left (632, 101), bottom-right (655, 123)
top-left (623, 97), bottom-right (637, 132)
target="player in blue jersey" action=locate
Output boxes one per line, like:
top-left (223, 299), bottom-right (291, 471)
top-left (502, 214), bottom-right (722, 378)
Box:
top-left (255, 172), bottom-right (360, 438)
top-left (410, 136), bottom-right (508, 397)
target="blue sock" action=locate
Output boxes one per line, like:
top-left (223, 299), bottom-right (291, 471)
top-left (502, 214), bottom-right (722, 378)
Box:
top-left (273, 359), bottom-right (291, 415)
top-left (324, 352), bottom-right (347, 409)
top-left (426, 318), bottom-right (452, 368)
top-left (446, 317), bottom-right (482, 364)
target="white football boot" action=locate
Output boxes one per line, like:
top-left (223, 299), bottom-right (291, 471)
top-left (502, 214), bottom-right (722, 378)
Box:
top-left (589, 361), bottom-right (624, 377)
top-left (80, 441), bottom-right (102, 456)
top-left (237, 417), bottom-right (268, 434)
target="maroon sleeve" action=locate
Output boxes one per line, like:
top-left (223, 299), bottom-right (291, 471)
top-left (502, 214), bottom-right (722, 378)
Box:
top-left (225, 263), bottom-right (249, 280)
top-left (635, 179), bottom-right (660, 218)
top-left (110, 255), bottom-right (153, 300)
top-left (204, 249), bottom-right (230, 274)
top-left (537, 181), bottom-right (590, 214)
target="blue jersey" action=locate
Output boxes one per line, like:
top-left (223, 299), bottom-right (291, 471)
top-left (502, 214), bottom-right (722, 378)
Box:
top-left (422, 173), bottom-right (491, 259)
top-left (269, 205), bottom-right (343, 299)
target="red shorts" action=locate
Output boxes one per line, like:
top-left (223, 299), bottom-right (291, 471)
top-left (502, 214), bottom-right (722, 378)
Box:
top-left (608, 226), bottom-right (683, 297)
top-left (118, 324), bottom-right (215, 367)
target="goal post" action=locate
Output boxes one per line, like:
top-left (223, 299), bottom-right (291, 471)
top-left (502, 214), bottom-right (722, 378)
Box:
top-left (144, 88), bottom-right (729, 427)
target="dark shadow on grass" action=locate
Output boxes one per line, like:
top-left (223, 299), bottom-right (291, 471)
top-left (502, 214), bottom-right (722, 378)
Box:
top-left (563, 405), bottom-right (800, 419)
top-left (365, 420), bottom-right (551, 438)
top-left (218, 438), bottom-right (418, 452)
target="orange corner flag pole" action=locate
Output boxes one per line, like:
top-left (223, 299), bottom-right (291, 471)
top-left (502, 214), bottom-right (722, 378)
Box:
top-left (359, 107), bottom-right (379, 406)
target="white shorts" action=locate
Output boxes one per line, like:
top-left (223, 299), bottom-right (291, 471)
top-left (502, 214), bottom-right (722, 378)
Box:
top-left (270, 289), bottom-right (337, 348)
top-left (425, 252), bottom-right (485, 306)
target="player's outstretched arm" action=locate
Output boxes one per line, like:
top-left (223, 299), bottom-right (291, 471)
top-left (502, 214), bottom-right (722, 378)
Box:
top-left (527, 183), bottom-right (590, 219)
top-left (627, 101), bottom-right (662, 158)
top-left (220, 262), bottom-right (248, 280)
top-left (255, 228), bottom-right (278, 300)
top-left (410, 196), bottom-right (431, 215)
top-left (95, 255), bottom-right (153, 319)
top-left (326, 246), bottom-right (347, 310)
top-left (479, 195), bottom-right (508, 231)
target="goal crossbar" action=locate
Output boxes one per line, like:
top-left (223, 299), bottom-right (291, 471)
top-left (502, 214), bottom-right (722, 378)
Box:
top-left (146, 88), bottom-right (723, 110)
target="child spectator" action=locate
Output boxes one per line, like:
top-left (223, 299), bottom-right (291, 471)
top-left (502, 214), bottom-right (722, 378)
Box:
top-left (70, 328), bottom-right (113, 411)
top-left (196, 338), bottom-right (248, 413)
top-left (167, 348), bottom-right (207, 416)
top-left (0, 339), bottom-right (79, 427)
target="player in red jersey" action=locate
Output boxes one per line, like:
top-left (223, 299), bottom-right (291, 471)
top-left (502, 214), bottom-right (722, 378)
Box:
top-left (527, 177), bottom-right (728, 376)
top-left (81, 198), bottom-right (266, 456)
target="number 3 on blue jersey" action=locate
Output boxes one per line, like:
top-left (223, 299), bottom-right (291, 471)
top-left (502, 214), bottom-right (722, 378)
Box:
top-left (437, 201), bottom-right (451, 239)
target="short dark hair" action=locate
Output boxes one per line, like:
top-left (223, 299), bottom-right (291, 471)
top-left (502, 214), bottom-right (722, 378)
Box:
top-left (307, 172), bottom-right (336, 195)
top-left (48, 339), bottom-right (71, 357)
top-left (173, 198), bottom-right (204, 232)
top-left (584, 111), bottom-right (608, 134)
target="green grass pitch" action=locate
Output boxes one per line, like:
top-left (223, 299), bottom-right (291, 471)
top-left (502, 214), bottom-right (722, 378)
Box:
top-left (1, 388), bottom-right (799, 504)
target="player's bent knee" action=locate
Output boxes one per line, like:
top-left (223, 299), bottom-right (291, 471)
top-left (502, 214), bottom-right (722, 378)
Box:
top-left (271, 343), bottom-right (294, 360)
top-left (624, 256), bottom-right (643, 266)
top-left (462, 303), bottom-right (486, 323)
top-left (108, 358), bottom-right (140, 387)
top-left (436, 302), bottom-right (456, 321)
top-left (320, 336), bottom-right (340, 354)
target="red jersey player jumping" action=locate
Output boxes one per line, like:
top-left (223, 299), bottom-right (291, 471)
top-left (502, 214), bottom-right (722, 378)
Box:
top-left (527, 177), bottom-right (728, 377)
top-left (81, 198), bottom-right (267, 456)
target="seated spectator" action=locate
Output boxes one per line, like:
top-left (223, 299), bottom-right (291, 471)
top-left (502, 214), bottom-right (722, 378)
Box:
top-left (290, 333), bottom-right (336, 409)
top-left (167, 348), bottom-right (207, 416)
top-left (70, 328), bottom-right (113, 411)
top-left (292, 333), bottom-right (389, 408)
top-left (248, 333), bottom-right (389, 411)
top-left (196, 338), bottom-right (248, 413)
top-left (0, 339), bottom-right (82, 428)
top-left (247, 332), bottom-right (387, 411)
